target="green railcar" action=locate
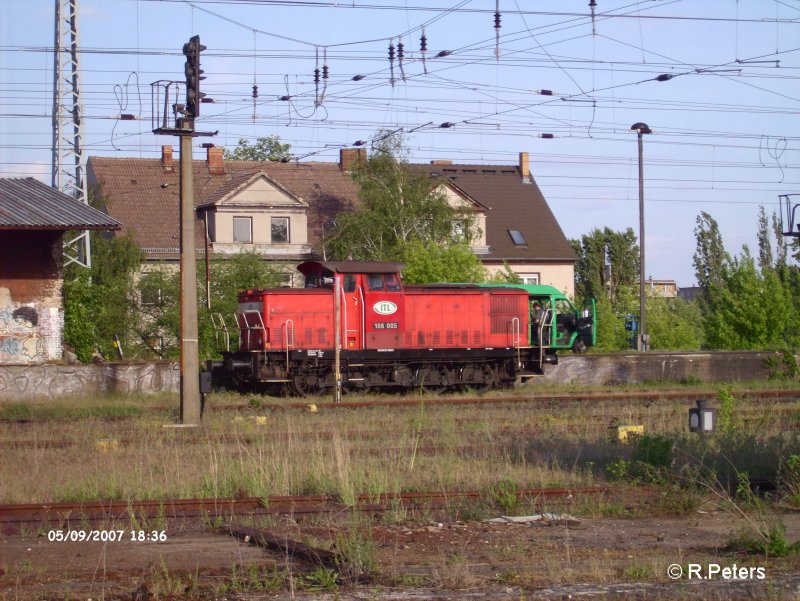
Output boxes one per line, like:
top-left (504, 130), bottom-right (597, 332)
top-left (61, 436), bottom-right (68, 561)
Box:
top-left (475, 283), bottom-right (596, 354)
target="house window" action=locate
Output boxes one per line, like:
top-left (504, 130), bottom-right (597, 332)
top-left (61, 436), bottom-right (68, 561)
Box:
top-left (141, 286), bottom-right (162, 306)
top-left (508, 230), bottom-right (527, 246)
top-left (233, 216), bottom-right (253, 243)
top-left (520, 273), bottom-right (540, 286)
top-left (452, 219), bottom-right (468, 240)
top-left (271, 217), bottom-right (289, 243)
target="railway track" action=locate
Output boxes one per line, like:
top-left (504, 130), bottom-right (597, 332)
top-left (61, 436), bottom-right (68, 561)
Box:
top-left (4, 404), bottom-right (797, 450)
top-left (0, 486), bottom-right (606, 526)
top-left (1, 388), bottom-right (797, 425)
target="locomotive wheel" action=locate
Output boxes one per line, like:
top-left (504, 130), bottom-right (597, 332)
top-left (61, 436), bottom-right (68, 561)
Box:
top-left (417, 366), bottom-right (450, 394)
top-left (464, 364), bottom-right (497, 394)
top-left (290, 373), bottom-right (326, 396)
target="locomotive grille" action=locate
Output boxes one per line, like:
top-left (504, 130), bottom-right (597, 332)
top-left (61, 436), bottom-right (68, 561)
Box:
top-left (446, 330), bottom-right (454, 345)
top-left (473, 330), bottom-right (481, 345)
top-left (304, 328), bottom-right (313, 345)
top-left (460, 330), bottom-right (469, 345)
top-left (317, 328), bottom-right (328, 345)
top-left (490, 296), bottom-right (520, 333)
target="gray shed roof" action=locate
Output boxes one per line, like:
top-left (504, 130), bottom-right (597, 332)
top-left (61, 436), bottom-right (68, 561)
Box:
top-left (0, 177), bottom-right (120, 230)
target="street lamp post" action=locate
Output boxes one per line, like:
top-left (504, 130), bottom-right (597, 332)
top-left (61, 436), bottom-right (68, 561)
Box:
top-left (631, 122), bottom-right (652, 352)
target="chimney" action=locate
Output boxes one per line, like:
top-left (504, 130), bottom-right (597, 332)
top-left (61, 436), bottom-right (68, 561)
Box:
top-left (207, 145), bottom-right (224, 175)
top-left (519, 151), bottom-right (531, 183)
top-left (339, 147), bottom-right (366, 172)
top-left (430, 160), bottom-right (453, 165)
top-left (161, 145), bottom-right (174, 172)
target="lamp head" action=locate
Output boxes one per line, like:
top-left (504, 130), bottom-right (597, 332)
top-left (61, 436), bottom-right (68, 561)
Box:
top-left (631, 122), bottom-right (652, 135)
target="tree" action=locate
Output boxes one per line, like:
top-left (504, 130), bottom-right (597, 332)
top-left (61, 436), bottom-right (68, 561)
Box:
top-left (702, 250), bottom-right (789, 350)
top-left (326, 132), bottom-right (484, 282)
top-left (63, 232), bottom-right (144, 360)
top-left (693, 211), bottom-right (728, 297)
top-left (757, 206), bottom-right (773, 273)
top-left (223, 136), bottom-right (292, 162)
top-left (399, 241), bottom-right (486, 284)
top-left (131, 251), bottom-right (284, 360)
top-left (572, 227), bottom-right (638, 305)
top-left (646, 295), bottom-right (704, 351)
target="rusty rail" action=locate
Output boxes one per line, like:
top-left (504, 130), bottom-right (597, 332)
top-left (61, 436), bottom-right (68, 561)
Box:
top-left (0, 487), bottom-right (606, 525)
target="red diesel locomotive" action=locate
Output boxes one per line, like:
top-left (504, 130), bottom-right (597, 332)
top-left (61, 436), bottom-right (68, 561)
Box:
top-left (211, 260), bottom-right (561, 395)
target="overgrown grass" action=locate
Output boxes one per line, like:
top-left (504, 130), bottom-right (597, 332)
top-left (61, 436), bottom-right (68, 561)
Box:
top-left (1, 385), bottom-right (798, 506)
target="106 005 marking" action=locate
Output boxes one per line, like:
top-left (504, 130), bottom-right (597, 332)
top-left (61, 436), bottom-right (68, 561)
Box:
top-left (47, 530), bottom-right (167, 542)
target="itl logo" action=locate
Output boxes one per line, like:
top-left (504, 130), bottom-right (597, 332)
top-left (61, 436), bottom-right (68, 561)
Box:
top-left (373, 301), bottom-right (398, 315)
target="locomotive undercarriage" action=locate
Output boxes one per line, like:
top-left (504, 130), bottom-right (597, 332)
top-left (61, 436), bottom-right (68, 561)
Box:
top-left (214, 347), bottom-right (555, 396)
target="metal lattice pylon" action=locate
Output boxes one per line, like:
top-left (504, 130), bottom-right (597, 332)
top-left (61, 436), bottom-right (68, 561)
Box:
top-left (52, 0), bottom-right (90, 267)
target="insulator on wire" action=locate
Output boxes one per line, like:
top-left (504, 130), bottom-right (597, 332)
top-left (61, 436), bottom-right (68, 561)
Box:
top-left (388, 38), bottom-right (396, 87)
top-left (420, 27), bottom-right (428, 74)
top-left (320, 48), bottom-right (329, 104)
top-left (494, 0), bottom-right (501, 58)
top-left (314, 47), bottom-right (321, 106)
top-left (398, 36), bottom-right (406, 81)
top-left (589, 0), bottom-right (597, 36)
top-left (252, 84), bottom-right (258, 99)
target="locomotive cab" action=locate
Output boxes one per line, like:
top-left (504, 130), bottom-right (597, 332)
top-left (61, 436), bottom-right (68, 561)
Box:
top-left (298, 261), bottom-right (407, 350)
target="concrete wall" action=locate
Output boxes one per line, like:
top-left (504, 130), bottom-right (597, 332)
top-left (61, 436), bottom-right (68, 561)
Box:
top-left (0, 352), bottom-right (790, 401)
top-left (542, 351), bottom-right (786, 386)
top-left (0, 361), bottom-right (180, 401)
top-left (0, 231), bottom-right (64, 363)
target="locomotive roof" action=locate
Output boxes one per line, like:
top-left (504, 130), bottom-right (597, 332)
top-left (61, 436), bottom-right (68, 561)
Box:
top-left (297, 260), bottom-right (405, 275)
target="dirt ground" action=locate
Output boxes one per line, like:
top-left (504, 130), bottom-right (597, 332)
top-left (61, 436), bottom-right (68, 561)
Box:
top-left (2, 506), bottom-right (800, 600)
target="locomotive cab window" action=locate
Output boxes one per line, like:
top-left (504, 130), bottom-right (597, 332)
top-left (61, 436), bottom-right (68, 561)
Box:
top-left (367, 273), bottom-right (401, 292)
top-left (305, 268), bottom-right (335, 288)
top-left (343, 275), bottom-right (356, 292)
top-left (384, 273), bottom-right (401, 291)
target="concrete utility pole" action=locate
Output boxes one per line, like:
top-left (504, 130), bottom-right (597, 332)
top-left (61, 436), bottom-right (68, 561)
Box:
top-left (631, 122), bottom-right (652, 352)
top-left (179, 130), bottom-right (201, 424)
top-left (152, 35), bottom-right (214, 425)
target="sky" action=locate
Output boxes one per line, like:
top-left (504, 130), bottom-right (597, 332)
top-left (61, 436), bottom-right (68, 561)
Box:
top-left (0, 0), bottom-right (798, 286)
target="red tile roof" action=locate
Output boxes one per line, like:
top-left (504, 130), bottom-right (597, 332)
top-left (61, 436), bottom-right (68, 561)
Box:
top-left (87, 155), bottom-right (575, 264)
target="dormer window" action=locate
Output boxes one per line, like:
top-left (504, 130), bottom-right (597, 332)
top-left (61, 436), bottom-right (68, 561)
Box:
top-left (508, 229), bottom-right (527, 246)
top-left (271, 217), bottom-right (289, 243)
top-left (233, 216), bottom-right (253, 243)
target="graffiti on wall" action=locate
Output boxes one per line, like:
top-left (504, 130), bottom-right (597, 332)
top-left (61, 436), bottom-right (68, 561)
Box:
top-left (0, 287), bottom-right (62, 363)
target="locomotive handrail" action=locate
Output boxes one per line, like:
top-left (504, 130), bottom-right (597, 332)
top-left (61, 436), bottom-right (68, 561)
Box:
top-left (211, 312), bottom-right (230, 352)
top-left (511, 317), bottom-right (521, 369)
top-left (284, 319), bottom-right (295, 374)
top-left (537, 309), bottom-right (555, 370)
top-left (358, 285), bottom-right (366, 348)
top-left (236, 310), bottom-right (265, 350)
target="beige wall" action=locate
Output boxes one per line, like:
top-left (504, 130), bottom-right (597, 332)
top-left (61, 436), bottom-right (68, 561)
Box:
top-left (441, 185), bottom-right (487, 251)
top-left (485, 262), bottom-right (575, 298)
top-left (206, 175), bottom-right (311, 257)
top-left (211, 209), bottom-right (308, 245)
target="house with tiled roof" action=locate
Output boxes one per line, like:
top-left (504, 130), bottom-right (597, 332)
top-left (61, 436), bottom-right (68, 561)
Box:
top-left (87, 146), bottom-right (576, 296)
